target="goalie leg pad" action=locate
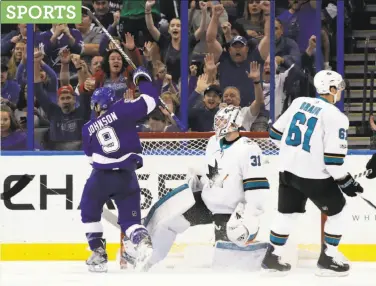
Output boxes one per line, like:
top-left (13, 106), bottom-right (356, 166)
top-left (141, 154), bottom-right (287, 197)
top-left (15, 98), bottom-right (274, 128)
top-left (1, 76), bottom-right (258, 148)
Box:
top-left (147, 215), bottom-right (190, 265)
top-left (148, 226), bottom-right (179, 266)
top-left (129, 184), bottom-right (193, 267)
top-left (124, 217), bottom-right (190, 268)
top-left (143, 183), bottom-right (195, 235)
top-left (213, 241), bottom-right (268, 271)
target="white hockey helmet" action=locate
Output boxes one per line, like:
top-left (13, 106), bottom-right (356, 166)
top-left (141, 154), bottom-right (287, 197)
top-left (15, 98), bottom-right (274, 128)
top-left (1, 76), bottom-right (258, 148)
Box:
top-left (313, 70), bottom-right (346, 103)
top-left (214, 105), bottom-right (244, 139)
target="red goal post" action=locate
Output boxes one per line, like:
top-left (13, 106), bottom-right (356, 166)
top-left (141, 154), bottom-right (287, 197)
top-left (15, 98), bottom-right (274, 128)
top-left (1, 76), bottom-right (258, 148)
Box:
top-left (119, 131), bottom-right (325, 267)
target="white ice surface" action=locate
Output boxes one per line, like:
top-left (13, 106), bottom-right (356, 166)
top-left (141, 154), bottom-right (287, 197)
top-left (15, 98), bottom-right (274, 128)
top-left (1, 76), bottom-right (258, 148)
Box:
top-left (1, 260), bottom-right (376, 286)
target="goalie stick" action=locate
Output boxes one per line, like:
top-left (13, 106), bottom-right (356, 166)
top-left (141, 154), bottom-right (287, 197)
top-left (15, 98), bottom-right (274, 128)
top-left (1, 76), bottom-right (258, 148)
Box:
top-left (353, 169), bottom-right (376, 210)
top-left (81, 6), bottom-right (188, 132)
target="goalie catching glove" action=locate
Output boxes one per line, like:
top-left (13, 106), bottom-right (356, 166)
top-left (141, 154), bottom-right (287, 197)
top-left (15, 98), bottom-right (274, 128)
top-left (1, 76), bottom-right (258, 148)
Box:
top-left (336, 173), bottom-right (363, 197)
top-left (226, 202), bottom-right (263, 247)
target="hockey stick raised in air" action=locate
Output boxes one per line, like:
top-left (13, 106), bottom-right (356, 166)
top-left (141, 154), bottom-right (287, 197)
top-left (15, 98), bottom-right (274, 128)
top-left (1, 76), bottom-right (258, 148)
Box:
top-left (81, 6), bottom-right (188, 132)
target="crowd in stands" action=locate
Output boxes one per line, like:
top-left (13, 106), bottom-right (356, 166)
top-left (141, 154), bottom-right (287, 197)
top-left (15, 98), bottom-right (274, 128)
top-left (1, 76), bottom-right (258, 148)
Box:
top-left (0, 0), bottom-right (361, 151)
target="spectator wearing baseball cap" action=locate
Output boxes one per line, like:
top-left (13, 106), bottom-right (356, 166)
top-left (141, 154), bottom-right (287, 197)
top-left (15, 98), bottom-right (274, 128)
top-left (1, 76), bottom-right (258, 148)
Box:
top-left (34, 50), bottom-right (92, 150)
top-left (206, 3), bottom-right (270, 107)
top-left (189, 74), bottom-right (222, 132)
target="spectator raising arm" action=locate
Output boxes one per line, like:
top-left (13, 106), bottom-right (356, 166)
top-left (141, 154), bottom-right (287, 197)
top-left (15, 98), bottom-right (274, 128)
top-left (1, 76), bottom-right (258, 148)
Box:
top-left (204, 53), bottom-right (220, 85)
top-left (72, 55), bottom-right (91, 86)
top-left (123, 32), bottom-right (143, 68)
top-left (206, 4), bottom-right (226, 63)
top-left (34, 49), bottom-right (60, 116)
top-left (257, 1), bottom-right (271, 61)
top-left (221, 22), bottom-right (233, 44)
top-left (194, 1), bottom-right (208, 41)
top-left (60, 49), bottom-right (71, 86)
top-left (145, 0), bottom-right (161, 41)
top-left (246, 61), bottom-right (263, 116)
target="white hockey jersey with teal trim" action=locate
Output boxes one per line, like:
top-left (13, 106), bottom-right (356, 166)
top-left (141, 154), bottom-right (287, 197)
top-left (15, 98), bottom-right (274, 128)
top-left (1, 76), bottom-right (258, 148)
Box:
top-left (269, 97), bottom-right (349, 180)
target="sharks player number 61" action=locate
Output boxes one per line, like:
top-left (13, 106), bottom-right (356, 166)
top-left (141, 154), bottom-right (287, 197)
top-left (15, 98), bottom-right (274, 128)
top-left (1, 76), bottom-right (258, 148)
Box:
top-left (80, 67), bottom-right (158, 273)
top-left (262, 70), bottom-right (363, 277)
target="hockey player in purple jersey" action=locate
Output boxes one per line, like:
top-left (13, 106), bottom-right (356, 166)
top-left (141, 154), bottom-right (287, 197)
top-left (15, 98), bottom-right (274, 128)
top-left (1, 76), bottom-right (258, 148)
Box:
top-left (80, 67), bottom-right (158, 272)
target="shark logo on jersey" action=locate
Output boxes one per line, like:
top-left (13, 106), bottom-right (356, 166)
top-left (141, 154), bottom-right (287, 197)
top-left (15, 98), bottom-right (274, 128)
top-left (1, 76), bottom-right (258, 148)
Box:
top-left (207, 159), bottom-right (221, 187)
top-left (207, 159), bottom-right (220, 181)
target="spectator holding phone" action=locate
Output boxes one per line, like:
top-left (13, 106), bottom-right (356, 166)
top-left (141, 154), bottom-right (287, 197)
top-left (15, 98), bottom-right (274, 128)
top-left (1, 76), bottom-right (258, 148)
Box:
top-left (14, 85), bottom-right (49, 129)
top-left (0, 104), bottom-right (40, 150)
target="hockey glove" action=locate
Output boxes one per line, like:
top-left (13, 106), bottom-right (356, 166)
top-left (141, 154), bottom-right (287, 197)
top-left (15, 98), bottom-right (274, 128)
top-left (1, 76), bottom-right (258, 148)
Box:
top-left (366, 154), bottom-right (376, 179)
top-left (133, 67), bottom-right (152, 86)
top-left (336, 173), bottom-right (363, 197)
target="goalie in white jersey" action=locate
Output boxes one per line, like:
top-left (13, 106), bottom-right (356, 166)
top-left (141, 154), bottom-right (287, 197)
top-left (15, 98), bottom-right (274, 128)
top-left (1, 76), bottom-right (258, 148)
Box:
top-left (123, 105), bottom-right (270, 270)
top-left (261, 70), bottom-right (364, 276)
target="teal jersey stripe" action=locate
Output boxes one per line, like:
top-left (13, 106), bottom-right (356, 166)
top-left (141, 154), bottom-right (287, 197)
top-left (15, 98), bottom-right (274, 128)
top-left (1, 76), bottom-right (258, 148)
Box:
top-left (244, 181), bottom-right (270, 190)
top-left (270, 234), bottom-right (287, 245)
top-left (324, 236), bottom-right (340, 246)
top-left (269, 129), bottom-right (282, 141)
top-left (324, 156), bottom-right (344, 165)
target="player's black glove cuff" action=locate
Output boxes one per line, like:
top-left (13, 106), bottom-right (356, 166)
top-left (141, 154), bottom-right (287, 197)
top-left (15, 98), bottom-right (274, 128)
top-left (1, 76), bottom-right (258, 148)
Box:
top-left (336, 173), bottom-right (363, 197)
top-left (366, 154), bottom-right (376, 179)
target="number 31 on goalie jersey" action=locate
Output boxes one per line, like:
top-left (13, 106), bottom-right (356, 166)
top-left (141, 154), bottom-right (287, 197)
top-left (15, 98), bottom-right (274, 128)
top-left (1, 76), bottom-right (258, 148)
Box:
top-left (285, 112), bottom-right (318, 153)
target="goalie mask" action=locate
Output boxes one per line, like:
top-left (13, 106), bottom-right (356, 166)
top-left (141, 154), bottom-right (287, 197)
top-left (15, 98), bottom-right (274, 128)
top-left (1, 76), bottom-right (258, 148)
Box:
top-left (214, 105), bottom-right (244, 139)
top-left (313, 70), bottom-right (346, 104)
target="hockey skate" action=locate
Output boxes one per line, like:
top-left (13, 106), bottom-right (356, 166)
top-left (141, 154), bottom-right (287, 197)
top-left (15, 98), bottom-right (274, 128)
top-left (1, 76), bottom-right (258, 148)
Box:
top-left (316, 244), bottom-right (350, 277)
top-left (86, 245), bottom-right (108, 273)
top-left (261, 244), bottom-right (291, 275)
top-left (129, 228), bottom-right (154, 272)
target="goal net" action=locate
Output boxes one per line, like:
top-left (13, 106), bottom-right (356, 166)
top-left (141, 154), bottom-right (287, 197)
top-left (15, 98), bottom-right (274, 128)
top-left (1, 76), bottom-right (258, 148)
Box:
top-left (120, 132), bottom-right (324, 266)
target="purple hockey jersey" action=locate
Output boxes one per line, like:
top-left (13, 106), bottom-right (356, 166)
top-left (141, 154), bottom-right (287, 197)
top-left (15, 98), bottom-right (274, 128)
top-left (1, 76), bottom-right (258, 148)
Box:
top-left (82, 82), bottom-right (159, 171)
top-left (35, 28), bottom-right (83, 73)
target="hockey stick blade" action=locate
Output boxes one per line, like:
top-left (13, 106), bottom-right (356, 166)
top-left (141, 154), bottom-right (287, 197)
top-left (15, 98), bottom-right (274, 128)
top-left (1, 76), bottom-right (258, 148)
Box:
top-left (1, 174), bottom-right (34, 201)
top-left (352, 169), bottom-right (376, 210)
top-left (102, 208), bottom-right (121, 229)
top-left (359, 195), bottom-right (376, 210)
top-left (32, 178), bottom-right (120, 229)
